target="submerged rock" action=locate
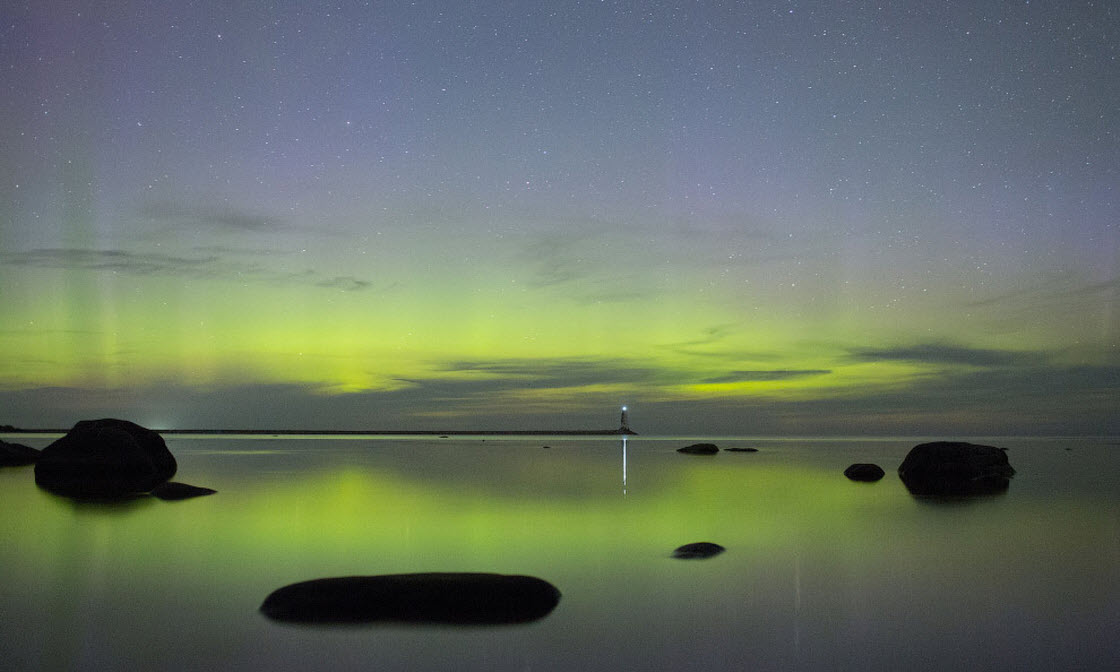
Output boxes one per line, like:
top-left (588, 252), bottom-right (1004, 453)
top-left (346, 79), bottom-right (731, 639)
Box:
top-left (672, 542), bottom-right (726, 559)
top-left (844, 463), bottom-right (885, 482)
top-left (724, 447), bottom-right (759, 453)
top-left (150, 481), bottom-right (217, 501)
top-left (0, 439), bottom-right (40, 467)
top-left (260, 573), bottom-right (561, 625)
top-left (897, 441), bottom-right (1015, 496)
top-left (34, 419), bottom-right (177, 499)
top-left (677, 443), bottom-right (719, 455)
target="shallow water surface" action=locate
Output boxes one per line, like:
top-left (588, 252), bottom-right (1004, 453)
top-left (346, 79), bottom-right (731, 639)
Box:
top-left (2, 435), bottom-right (1118, 671)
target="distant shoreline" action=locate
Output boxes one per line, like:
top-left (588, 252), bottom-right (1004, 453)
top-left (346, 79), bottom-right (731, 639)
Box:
top-left (1, 427), bottom-right (638, 437)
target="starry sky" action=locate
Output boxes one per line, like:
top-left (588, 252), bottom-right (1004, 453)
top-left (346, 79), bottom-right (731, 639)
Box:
top-left (2, 1), bottom-right (1117, 434)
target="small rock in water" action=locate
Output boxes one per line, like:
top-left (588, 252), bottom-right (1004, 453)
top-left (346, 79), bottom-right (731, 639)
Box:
top-left (673, 542), bottom-right (726, 559)
top-left (724, 447), bottom-right (759, 453)
top-left (844, 463), bottom-right (885, 482)
top-left (150, 481), bottom-right (217, 501)
top-left (677, 443), bottom-right (719, 455)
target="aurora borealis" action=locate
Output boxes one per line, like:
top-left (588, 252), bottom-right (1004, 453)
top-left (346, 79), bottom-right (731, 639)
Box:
top-left (1, 1), bottom-right (1117, 433)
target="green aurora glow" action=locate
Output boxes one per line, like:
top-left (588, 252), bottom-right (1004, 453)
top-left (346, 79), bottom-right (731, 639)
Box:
top-left (1, 2), bottom-right (1117, 433)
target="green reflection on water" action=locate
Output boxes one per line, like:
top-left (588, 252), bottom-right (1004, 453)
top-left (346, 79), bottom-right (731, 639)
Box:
top-left (2, 441), bottom-right (1105, 581)
top-left (2, 438), bottom-right (1118, 671)
top-left (2, 445), bottom-right (884, 614)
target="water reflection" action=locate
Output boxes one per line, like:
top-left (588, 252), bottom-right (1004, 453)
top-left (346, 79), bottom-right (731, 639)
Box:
top-left (908, 491), bottom-right (1010, 507)
top-left (56, 495), bottom-right (157, 515)
top-left (0, 437), bottom-right (1117, 671)
top-left (621, 436), bottom-right (627, 495)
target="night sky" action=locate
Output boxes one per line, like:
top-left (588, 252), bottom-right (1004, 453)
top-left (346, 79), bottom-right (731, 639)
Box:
top-left (2, 1), bottom-right (1117, 434)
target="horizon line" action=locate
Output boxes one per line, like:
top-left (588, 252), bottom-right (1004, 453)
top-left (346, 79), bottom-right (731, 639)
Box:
top-left (1, 426), bottom-right (640, 437)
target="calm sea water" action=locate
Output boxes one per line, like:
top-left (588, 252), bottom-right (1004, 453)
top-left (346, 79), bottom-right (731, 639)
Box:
top-left (2, 435), bottom-right (1118, 671)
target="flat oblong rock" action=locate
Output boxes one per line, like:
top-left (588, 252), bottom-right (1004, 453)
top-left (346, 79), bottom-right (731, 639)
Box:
top-left (673, 542), bottom-right (726, 559)
top-left (150, 481), bottom-right (217, 501)
top-left (260, 573), bottom-right (561, 625)
top-left (677, 443), bottom-right (719, 455)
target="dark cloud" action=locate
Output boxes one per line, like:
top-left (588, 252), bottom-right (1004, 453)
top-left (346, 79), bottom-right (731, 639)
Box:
top-left (702, 369), bottom-right (832, 384)
top-left (1, 248), bottom-right (373, 292)
top-left (849, 343), bottom-right (1050, 368)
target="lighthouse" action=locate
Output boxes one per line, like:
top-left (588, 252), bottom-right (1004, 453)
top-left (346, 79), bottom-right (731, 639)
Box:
top-left (620, 405), bottom-right (630, 432)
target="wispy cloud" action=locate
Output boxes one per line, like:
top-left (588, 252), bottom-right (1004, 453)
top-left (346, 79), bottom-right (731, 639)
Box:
top-left (439, 357), bottom-right (670, 388)
top-left (139, 201), bottom-right (284, 232)
top-left (1067, 275), bottom-right (1120, 297)
top-left (5, 248), bottom-right (218, 275)
top-left (430, 357), bottom-right (834, 395)
top-left (522, 235), bottom-right (587, 289)
top-left (315, 276), bottom-right (371, 291)
top-left (965, 274), bottom-right (1119, 309)
top-left (663, 323), bottom-right (740, 351)
top-left (701, 369), bottom-right (832, 383)
top-left (7, 360), bottom-right (1117, 434)
top-left (1, 248), bottom-right (374, 292)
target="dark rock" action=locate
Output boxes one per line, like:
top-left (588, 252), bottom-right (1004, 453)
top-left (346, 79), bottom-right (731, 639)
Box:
top-left (898, 441), bottom-right (1015, 496)
top-left (150, 481), bottom-right (217, 501)
top-left (0, 439), bottom-right (41, 467)
top-left (724, 447), bottom-right (759, 453)
top-left (677, 443), bottom-right (719, 455)
top-left (844, 463), bottom-right (885, 482)
top-left (672, 542), bottom-right (726, 559)
top-left (34, 419), bottom-right (177, 498)
top-left (260, 573), bottom-right (561, 625)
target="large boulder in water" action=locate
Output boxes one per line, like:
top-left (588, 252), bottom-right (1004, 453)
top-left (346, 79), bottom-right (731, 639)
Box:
top-left (897, 441), bottom-right (1014, 496)
top-left (34, 419), bottom-right (177, 498)
top-left (0, 439), bottom-right (40, 467)
top-left (260, 573), bottom-right (561, 625)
